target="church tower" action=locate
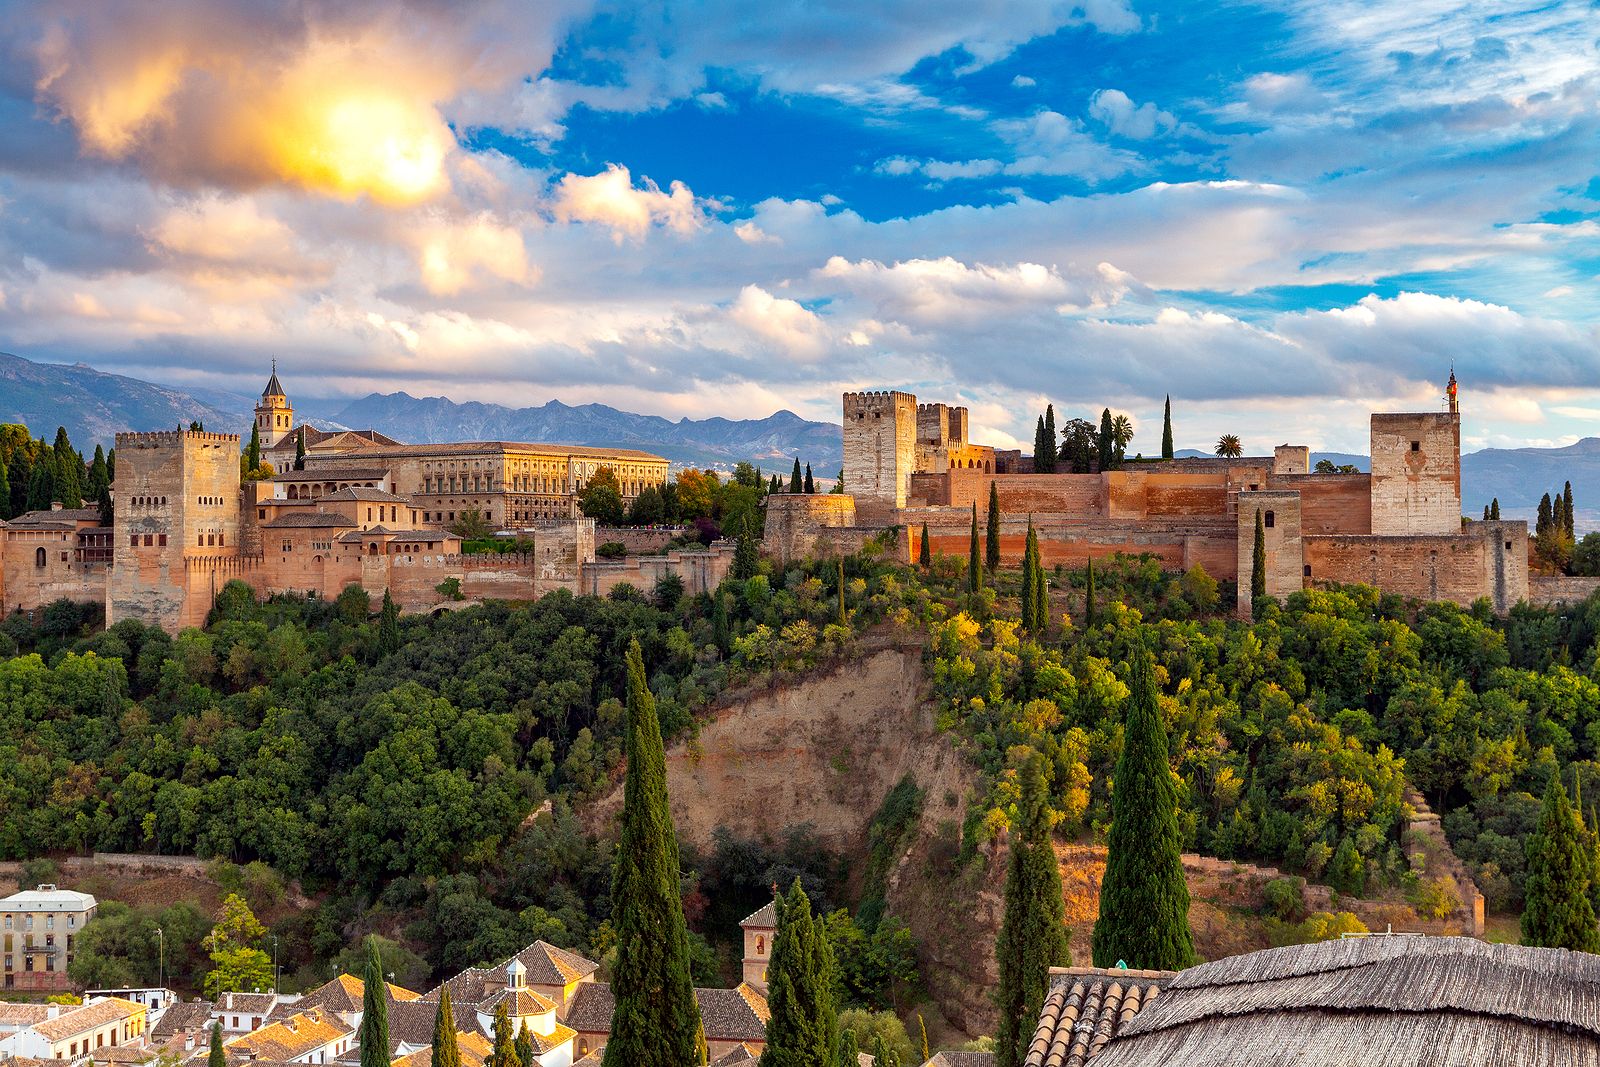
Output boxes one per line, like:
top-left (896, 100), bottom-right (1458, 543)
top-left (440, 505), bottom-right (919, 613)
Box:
top-left (255, 361), bottom-right (293, 448)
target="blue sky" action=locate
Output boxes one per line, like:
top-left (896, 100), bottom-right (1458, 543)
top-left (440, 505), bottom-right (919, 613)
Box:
top-left (0, 0), bottom-right (1596, 453)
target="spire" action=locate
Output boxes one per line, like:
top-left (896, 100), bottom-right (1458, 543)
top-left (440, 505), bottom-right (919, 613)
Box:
top-left (1447, 366), bottom-right (1458, 415)
top-left (263, 359), bottom-right (285, 399)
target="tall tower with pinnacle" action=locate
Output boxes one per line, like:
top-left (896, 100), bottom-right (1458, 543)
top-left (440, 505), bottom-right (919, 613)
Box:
top-left (255, 360), bottom-right (294, 448)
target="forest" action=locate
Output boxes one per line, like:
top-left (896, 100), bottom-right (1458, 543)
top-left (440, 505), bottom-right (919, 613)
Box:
top-left (3, 536), bottom-right (1599, 1001)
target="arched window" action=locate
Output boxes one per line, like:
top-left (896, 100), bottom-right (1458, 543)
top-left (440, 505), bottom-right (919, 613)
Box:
top-left (35, 547), bottom-right (46, 568)
top-left (368, 543), bottom-right (378, 556)
top-left (756, 936), bottom-right (764, 954)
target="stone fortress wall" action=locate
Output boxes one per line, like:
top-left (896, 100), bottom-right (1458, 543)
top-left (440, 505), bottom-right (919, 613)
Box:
top-left (770, 378), bottom-right (1531, 615)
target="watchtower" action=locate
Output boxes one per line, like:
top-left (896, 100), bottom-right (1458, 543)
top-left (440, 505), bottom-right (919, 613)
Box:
top-left (255, 362), bottom-right (294, 449)
top-left (843, 391), bottom-right (917, 520)
top-left (108, 429), bottom-right (242, 630)
top-left (1370, 411), bottom-right (1461, 535)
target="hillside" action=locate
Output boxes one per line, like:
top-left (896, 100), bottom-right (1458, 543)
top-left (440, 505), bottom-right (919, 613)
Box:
top-left (0, 351), bottom-right (251, 446)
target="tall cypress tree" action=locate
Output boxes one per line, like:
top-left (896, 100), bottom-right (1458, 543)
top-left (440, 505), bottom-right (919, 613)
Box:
top-left (1565, 481), bottom-right (1576, 537)
top-left (9, 448), bottom-right (30, 518)
top-left (1538, 493), bottom-right (1553, 539)
top-left (1522, 774), bottom-right (1600, 951)
top-left (1026, 524), bottom-right (1047, 633)
top-left (360, 939), bottom-right (390, 1067)
top-left (803, 463), bottom-right (815, 494)
top-left (835, 1031), bottom-right (858, 1067)
top-left (836, 558), bottom-right (847, 628)
top-left (1251, 509), bottom-right (1267, 619)
top-left (871, 1032), bottom-right (898, 1067)
top-left (1041, 405), bottom-right (1058, 473)
top-left (1084, 557), bottom-right (1096, 628)
top-left (968, 503), bottom-right (981, 595)
top-left (378, 590), bottom-right (401, 656)
top-left (26, 447), bottom-right (55, 512)
top-left (209, 1022), bottom-right (225, 1067)
top-left (293, 428), bottom-right (307, 471)
top-left (995, 755), bottom-right (1071, 1067)
top-left (1161, 395), bottom-right (1174, 460)
top-left (919, 523), bottom-right (931, 568)
top-left (491, 1004), bottom-right (517, 1067)
top-left (1096, 409), bottom-right (1113, 472)
top-left (430, 989), bottom-right (461, 1067)
top-left (1491, 498), bottom-right (1500, 520)
top-left (1033, 416), bottom-right (1049, 471)
top-left (1093, 653), bottom-right (1195, 970)
top-left (52, 428), bottom-right (82, 508)
top-left (733, 515), bottom-right (760, 580)
top-left (1482, 504), bottom-right (1491, 521)
top-left (790, 459), bottom-right (803, 493)
top-left (985, 481), bottom-right (1002, 576)
top-left (759, 879), bottom-right (839, 1067)
top-left (0, 459), bottom-right (9, 521)
top-left (513, 1023), bottom-right (533, 1067)
top-left (605, 640), bottom-right (703, 1067)
top-left (1020, 522), bottom-right (1036, 634)
top-left (246, 424), bottom-right (262, 473)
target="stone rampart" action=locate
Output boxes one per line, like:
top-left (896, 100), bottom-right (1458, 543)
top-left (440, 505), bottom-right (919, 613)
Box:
top-left (763, 493), bottom-right (860, 564)
top-left (580, 542), bottom-right (737, 598)
top-left (1527, 576), bottom-right (1600, 606)
top-left (1271, 474), bottom-right (1372, 535)
top-left (594, 526), bottom-right (685, 554)
top-left (1305, 520), bottom-right (1526, 612)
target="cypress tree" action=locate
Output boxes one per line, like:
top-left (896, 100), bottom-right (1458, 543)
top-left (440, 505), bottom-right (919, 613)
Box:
top-left (1041, 405), bottom-right (1058, 473)
top-left (733, 515), bottom-right (760, 580)
top-left (52, 428), bottom-right (82, 508)
top-left (837, 558), bottom-right (847, 628)
top-left (1084, 557), bottom-right (1096, 628)
top-left (1538, 493), bottom-right (1553, 539)
top-left (985, 480), bottom-right (1001, 576)
top-left (26, 448), bottom-right (54, 512)
top-left (968, 503), bottom-right (981, 595)
top-left (1093, 652), bottom-right (1195, 970)
top-left (1491, 498), bottom-right (1501, 521)
top-left (491, 1004), bottom-right (517, 1067)
top-left (695, 1021), bottom-right (710, 1066)
top-left (513, 1023), bottom-right (533, 1067)
top-left (1033, 416), bottom-right (1049, 472)
top-left (88, 444), bottom-right (109, 500)
top-left (605, 640), bottom-right (703, 1067)
top-left (790, 459), bottom-right (803, 493)
top-left (1251, 509), bottom-right (1267, 619)
top-left (378, 590), bottom-right (401, 656)
top-left (246, 424), bottom-right (262, 473)
top-left (870, 1033), bottom-right (897, 1067)
top-left (9, 449), bottom-right (30, 518)
top-left (918, 523), bottom-right (930, 568)
top-left (293, 428), bottom-right (307, 471)
top-left (209, 1022), bottom-right (225, 1067)
top-left (1096, 409), bottom-right (1113, 472)
top-left (995, 755), bottom-right (1071, 1067)
top-left (1161, 395), bottom-right (1174, 460)
top-left (0, 459), bottom-right (9, 521)
top-left (1020, 523), bottom-right (1036, 634)
top-left (360, 939), bottom-right (390, 1067)
top-left (759, 879), bottom-right (839, 1067)
top-left (1482, 504), bottom-right (1491, 521)
top-left (835, 1030), bottom-right (858, 1067)
top-left (1028, 524), bottom-right (1047, 632)
top-left (712, 590), bottom-right (731, 656)
top-left (1565, 481), bottom-right (1576, 537)
top-left (1521, 775), bottom-right (1600, 951)
top-left (430, 989), bottom-right (461, 1067)
top-left (804, 463), bottom-right (815, 494)
top-left (917, 1015), bottom-right (929, 1064)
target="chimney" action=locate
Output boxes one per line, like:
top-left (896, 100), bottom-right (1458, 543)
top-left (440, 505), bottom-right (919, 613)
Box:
top-left (47, 1006), bottom-right (60, 1020)
top-left (227, 993), bottom-right (234, 1010)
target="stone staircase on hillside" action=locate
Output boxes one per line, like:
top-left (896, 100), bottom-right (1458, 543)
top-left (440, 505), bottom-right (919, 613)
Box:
top-left (1403, 789), bottom-right (1486, 936)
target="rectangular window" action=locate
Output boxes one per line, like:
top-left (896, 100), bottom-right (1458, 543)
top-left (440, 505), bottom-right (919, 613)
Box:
top-left (158, 534), bottom-right (167, 547)
top-left (1411, 440), bottom-right (1420, 451)
top-left (143, 534), bottom-right (154, 547)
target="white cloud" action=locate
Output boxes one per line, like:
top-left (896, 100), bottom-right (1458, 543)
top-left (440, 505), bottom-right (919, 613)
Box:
top-left (998, 111), bottom-right (1144, 181)
top-left (1088, 89), bottom-right (1177, 139)
top-left (1011, 75), bottom-right (1037, 88)
top-left (550, 164), bottom-right (703, 243)
top-left (726, 285), bottom-right (834, 361)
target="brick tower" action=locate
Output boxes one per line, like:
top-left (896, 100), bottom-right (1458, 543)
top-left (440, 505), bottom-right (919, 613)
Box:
top-left (842, 390), bottom-right (917, 521)
top-left (255, 361), bottom-right (294, 449)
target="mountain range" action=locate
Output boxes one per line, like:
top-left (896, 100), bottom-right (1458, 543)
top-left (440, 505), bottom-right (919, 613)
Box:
top-left (2, 350), bottom-right (1595, 516)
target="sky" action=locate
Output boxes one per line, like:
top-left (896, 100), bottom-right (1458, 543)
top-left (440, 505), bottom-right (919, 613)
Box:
top-left (0, 0), bottom-right (1596, 455)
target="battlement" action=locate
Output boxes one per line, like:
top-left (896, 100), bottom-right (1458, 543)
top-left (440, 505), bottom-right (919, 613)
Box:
top-left (116, 430), bottom-right (241, 447)
top-left (843, 390), bottom-right (917, 413)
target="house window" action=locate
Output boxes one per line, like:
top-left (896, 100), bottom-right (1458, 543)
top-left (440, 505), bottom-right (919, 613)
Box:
top-left (1264, 511), bottom-right (1275, 529)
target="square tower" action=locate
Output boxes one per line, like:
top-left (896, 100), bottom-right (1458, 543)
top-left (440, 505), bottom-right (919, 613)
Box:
top-left (108, 430), bottom-right (241, 630)
top-left (1237, 490), bottom-right (1303, 617)
top-left (916, 403), bottom-right (951, 446)
top-left (843, 391), bottom-right (917, 520)
top-left (1370, 412), bottom-right (1461, 535)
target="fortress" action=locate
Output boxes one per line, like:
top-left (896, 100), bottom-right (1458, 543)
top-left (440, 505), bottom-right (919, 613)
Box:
top-left (769, 376), bottom-right (1532, 614)
top-left (0, 370), bottom-right (732, 632)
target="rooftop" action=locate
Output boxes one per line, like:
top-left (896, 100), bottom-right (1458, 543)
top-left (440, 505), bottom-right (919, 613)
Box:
top-left (389, 1030), bottom-right (493, 1067)
top-left (319, 441), bottom-right (668, 462)
top-left (6, 508), bottom-right (101, 528)
top-left (226, 1009), bottom-right (350, 1060)
top-left (150, 1000), bottom-right (214, 1041)
top-left (423, 941), bottom-right (599, 1008)
top-left (740, 901), bottom-right (776, 929)
top-left (562, 982), bottom-right (768, 1043)
top-left (0, 884), bottom-right (98, 912)
top-left (34, 998), bottom-right (145, 1043)
top-left (1024, 966), bottom-right (1175, 1067)
top-left (272, 467), bottom-right (392, 482)
top-left (261, 511), bottom-right (359, 529)
top-left (1088, 937), bottom-right (1600, 1067)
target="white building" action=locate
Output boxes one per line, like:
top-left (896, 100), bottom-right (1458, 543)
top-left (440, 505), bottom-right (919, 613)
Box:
top-left (0, 997), bottom-right (146, 1060)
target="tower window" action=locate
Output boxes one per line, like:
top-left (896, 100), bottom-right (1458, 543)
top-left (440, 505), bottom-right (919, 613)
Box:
top-left (1411, 441), bottom-right (1420, 451)
top-left (1264, 511), bottom-right (1275, 528)
top-left (35, 547), bottom-right (46, 568)
top-left (1303, 565), bottom-right (1312, 577)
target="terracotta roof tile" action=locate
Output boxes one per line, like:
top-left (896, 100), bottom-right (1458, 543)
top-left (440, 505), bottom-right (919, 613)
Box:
top-left (710, 1044), bottom-right (761, 1066)
top-left (225, 1009), bottom-right (350, 1061)
top-left (151, 1001), bottom-right (215, 1040)
top-left (261, 511), bottom-right (358, 529)
top-left (389, 1029), bottom-right (493, 1067)
top-left (34, 998), bottom-right (145, 1042)
top-left (740, 902), bottom-right (776, 929)
top-left (1023, 967), bottom-right (1175, 1067)
top-left (559, 982), bottom-right (767, 1043)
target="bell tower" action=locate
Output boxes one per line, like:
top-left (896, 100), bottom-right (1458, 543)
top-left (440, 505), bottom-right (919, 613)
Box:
top-left (255, 360), bottom-right (293, 448)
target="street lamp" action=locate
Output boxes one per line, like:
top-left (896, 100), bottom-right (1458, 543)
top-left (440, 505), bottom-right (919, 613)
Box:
top-left (271, 936), bottom-right (279, 997)
top-left (155, 928), bottom-right (164, 1000)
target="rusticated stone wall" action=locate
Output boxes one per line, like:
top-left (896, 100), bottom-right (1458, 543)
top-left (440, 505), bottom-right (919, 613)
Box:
top-left (1370, 412), bottom-right (1461, 535)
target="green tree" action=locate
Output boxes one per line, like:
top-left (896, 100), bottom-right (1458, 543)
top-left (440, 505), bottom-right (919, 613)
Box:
top-left (26, 444), bottom-right (55, 512)
top-left (1251, 509), bottom-right (1267, 620)
top-left (629, 485), bottom-right (666, 525)
top-left (994, 755), bottom-right (1071, 1067)
top-left (378, 590), bottom-right (401, 656)
top-left (203, 893), bottom-right (273, 997)
top-left (491, 1003), bottom-right (518, 1067)
top-left (871, 1033), bottom-right (898, 1067)
top-left (837, 558), bottom-right (847, 628)
top-left (1096, 409), bottom-right (1113, 471)
top-left (1490, 497), bottom-right (1501, 520)
top-left (733, 516), bottom-right (760, 581)
top-left (604, 640), bottom-right (703, 1067)
top-left (581, 483), bottom-right (626, 526)
top-left (293, 427), bottom-right (307, 471)
top-left (968, 503), bottom-right (981, 595)
top-left (759, 879), bottom-right (839, 1067)
top-left (1538, 493), bottom-right (1553, 539)
top-left (985, 481), bottom-right (1001, 576)
top-left (53, 427), bottom-right (82, 508)
top-left (430, 988), bottom-right (461, 1067)
top-left (89, 445), bottom-right (113, 525)
top-left (1033, 416), bottom-right (1050, 474)
top-left (790, 459), bottom-right (803, 493)
top-left (1084, 557), bottom-right (1096, 628)
top-left (804, 463), bottom-right (815, 494)
top-left (918, 524), bottom-right (930, 568)
top-left (1161, 395), bottom-right (1174, 460)
top-left (360, 938), bottom-right (390, 1067)
top-left (0, 458), bottom-right (9, 521)
top-left (1042, 405), bottom-right (1058, 472)
top-left (1092, 652), bottom-right (1195, 970)
top-left (514, 1023), bottom-right (533, 1067)
top-left (1060, 418), bottom-right (1096, 474)
top-left (1565, 481), bottom-right (1576, 537)
top-left (1521, 775), bottom-right (1600, 951)
top-left (835, 1030), bottom-right (858, 1067)
top-left (1109, 414), bottom-right (1133, 465)
top-left (209, 1023), bottom-right (225, 1067)
top-left (1215, 434), bottom-right (1242, 459)
top-left (712, 590), bottom-right (731, 656)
